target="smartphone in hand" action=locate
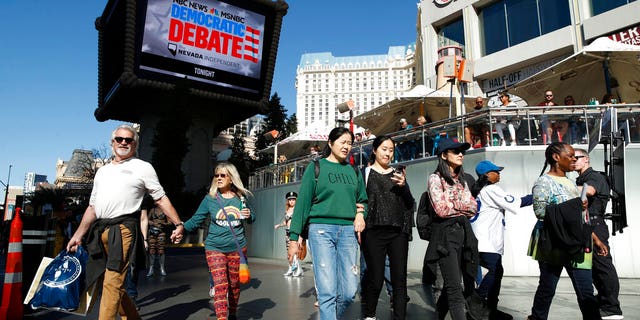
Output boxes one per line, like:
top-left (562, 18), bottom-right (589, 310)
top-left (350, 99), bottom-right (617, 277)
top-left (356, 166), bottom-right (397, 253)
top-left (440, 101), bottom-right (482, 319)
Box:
top-left (394, 165), bottom-right (405, 175)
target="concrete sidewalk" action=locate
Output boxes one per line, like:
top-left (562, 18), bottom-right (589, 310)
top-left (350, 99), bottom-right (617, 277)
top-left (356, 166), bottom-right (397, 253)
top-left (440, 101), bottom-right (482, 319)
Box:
top-left (25, 247), bottom-right (640, 319)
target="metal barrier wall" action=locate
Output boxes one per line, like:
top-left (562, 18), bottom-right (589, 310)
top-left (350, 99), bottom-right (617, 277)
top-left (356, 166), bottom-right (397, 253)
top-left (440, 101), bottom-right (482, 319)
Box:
top-left (247, 105), bottom-right (640, 277)
top-left (250, 104), bottom-right (640, 188)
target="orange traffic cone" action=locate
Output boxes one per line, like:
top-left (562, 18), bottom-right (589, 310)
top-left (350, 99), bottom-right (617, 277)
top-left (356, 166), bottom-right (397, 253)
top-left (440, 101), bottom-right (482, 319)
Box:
top-left (0, 207), bottom-right (23, 320)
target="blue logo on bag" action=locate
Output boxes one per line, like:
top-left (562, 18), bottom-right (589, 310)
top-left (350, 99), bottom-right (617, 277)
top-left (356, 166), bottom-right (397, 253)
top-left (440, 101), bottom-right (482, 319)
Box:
top-left (43, 255), bottom-right (82, 288)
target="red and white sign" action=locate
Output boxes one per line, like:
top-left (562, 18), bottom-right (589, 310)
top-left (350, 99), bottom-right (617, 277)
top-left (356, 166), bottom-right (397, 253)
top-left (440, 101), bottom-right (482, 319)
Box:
top-left (608, 24), bottom-right (640, 46)
top-left (434, 0), bottom-right (454, 5)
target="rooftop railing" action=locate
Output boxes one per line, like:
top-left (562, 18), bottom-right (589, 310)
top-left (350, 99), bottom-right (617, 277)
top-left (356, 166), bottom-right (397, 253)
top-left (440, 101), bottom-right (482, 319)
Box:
top-left (249, 103), bottom-right (640, 190)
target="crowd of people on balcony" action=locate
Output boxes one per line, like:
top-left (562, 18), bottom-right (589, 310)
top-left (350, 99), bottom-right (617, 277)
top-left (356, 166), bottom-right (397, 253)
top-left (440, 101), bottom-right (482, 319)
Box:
top-left (260, 89), bottom-right (639, 190)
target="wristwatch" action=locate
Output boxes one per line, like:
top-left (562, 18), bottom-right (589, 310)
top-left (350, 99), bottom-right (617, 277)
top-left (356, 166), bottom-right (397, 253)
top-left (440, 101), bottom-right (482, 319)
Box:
top-left (175, 222), bottom-right (184, 227)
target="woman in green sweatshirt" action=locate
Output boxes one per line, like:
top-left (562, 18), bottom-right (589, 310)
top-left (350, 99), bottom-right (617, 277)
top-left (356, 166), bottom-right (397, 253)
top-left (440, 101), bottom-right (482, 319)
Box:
top-left (287, 127), bottom-right (368, 320)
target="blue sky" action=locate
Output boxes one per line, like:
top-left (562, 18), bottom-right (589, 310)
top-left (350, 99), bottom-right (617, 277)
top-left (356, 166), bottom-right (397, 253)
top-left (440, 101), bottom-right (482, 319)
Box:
top-left (0, 1), bottom-right (418, 193)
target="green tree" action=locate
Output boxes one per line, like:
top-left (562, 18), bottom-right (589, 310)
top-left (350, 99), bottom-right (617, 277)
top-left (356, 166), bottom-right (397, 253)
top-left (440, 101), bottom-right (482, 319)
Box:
top-left (228, 134), bottom-right (251, 185)
top-left (263, 93), bottom-right (288, 136)
top-left (285, 113), bottom-right (298, 136)
top-left (253, 93), bottom-right (290, 168)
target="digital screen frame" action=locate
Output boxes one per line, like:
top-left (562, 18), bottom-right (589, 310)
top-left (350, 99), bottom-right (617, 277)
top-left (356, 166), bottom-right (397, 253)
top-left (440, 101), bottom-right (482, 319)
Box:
top-left (95, 0), bottom-right (288, 122)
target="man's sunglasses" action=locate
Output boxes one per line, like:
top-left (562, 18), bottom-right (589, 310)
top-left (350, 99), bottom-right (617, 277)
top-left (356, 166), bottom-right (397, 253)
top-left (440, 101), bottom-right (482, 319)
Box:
top-left (114, 137), bottom-right (134, 144)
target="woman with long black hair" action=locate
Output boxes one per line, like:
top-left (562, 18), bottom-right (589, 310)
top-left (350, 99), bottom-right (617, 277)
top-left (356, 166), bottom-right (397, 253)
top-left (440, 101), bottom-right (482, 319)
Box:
top-left (424, 138), bottom-right (478, 320)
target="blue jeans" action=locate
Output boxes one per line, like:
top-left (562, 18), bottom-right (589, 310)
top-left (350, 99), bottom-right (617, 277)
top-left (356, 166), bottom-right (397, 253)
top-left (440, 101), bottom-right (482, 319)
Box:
top-left (477, 252), bottom-right (503, 309)
top-left (125, 264), bottom-right (138, 299)
top-left (531, 261), bottom-right (600, 320)
top-left (308, 223), bottom-right (360, 320)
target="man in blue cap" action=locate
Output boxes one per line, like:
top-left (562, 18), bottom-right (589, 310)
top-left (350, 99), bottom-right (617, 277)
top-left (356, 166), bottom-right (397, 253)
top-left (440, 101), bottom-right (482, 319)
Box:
top-left (470, 160), bottom-right (533, 320)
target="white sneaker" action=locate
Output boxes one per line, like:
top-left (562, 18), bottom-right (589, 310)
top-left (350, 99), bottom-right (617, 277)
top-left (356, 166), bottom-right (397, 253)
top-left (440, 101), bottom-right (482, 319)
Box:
top-left (601, 313), bottom-right (624, 320)
top-left (500, 140), bottom-right (506, 146)
top-left (510, 141), bottom-right (517, 146)
top-left (209, 286), bottom-right (215, 298)
top-left (364, 317), bottom-right (377, 320)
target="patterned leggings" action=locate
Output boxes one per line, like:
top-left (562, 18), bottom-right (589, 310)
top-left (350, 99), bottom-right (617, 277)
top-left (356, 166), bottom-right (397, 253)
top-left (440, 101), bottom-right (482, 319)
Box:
top-left (147, 231), bottom-right (166, 255)
top-left (206, 248), bottom-right (247, 320)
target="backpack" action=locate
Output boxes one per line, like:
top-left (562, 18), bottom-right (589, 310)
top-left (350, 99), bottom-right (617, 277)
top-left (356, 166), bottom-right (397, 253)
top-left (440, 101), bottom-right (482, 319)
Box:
top-left (416, 191), bottom-right (435, 240)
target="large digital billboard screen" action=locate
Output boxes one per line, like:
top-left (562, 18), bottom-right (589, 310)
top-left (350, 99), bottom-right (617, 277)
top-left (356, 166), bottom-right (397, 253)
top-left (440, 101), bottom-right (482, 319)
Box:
top-left (139, 0), bottom-right (268, 97)
top-left (95, 0), bottom-right (287, 123)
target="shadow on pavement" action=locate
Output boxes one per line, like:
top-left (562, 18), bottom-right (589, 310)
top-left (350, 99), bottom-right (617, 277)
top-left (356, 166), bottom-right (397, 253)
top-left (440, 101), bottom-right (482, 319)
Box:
top-left (138, 284), bottom-right (191, 308)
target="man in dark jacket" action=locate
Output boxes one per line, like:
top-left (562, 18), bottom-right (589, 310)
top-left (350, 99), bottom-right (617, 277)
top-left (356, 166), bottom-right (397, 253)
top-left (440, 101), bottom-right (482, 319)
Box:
top-left (574, 148), bottom-right (623, 320)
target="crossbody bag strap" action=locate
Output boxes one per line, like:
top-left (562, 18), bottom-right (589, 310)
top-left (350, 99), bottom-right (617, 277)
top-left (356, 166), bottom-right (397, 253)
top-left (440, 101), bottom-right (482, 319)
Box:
top-left (214, 193), bottom-right (247, 260)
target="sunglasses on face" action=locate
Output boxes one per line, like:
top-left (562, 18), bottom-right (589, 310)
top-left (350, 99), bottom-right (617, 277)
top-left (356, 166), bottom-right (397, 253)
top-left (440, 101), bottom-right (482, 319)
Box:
top-left (575, 155), bottom-right (586, 159)
top-left (114, 137), bottom-right (134, 144)
top-left (214, 173), bottom-right (227, 178)
top-left (546, 94), bottom-right (553, 97)
top-left (448, 149), bottom-right (466, 155)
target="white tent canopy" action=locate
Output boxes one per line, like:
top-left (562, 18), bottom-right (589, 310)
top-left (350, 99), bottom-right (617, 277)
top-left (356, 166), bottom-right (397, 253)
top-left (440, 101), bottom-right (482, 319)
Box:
top-left (509, 37), bottom-right (640, 105)
top-left (261, 123), bottom-right (329, 160)
top-left (354, 85), bottom-right (483, 135)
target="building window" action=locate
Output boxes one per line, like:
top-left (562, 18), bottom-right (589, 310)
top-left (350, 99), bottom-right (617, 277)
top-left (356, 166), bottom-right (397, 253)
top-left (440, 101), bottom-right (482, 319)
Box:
top-left (538, 0), bottom-right (570, 34)
top-left (438, 17), bottom-right (465, 50)
top-left (591, 0), bottom-right (635, 15)
top-left (480, 0), bottom-right (570, 55)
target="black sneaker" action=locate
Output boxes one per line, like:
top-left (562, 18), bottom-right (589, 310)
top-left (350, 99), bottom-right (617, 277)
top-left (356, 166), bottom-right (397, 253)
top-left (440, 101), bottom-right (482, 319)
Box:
top-left (489, 309), bottom-right (513, 320)
top-left (465, 292), bottom-right (490, 320)
top-left (600, 310), bottom-right (624, 320)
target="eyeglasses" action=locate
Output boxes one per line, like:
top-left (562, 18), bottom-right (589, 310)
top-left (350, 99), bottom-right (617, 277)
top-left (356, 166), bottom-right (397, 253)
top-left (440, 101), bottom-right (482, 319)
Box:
top-left (476, 100), bottom-right (483, 104)
top-left (114, 137), bottom-right (134, 144)
top-left (575, 155), bottom-right (586, 159)
top-left (449, 149), bottom-right (466, 155)
top-left (214, 173), bottom-right (227, 178)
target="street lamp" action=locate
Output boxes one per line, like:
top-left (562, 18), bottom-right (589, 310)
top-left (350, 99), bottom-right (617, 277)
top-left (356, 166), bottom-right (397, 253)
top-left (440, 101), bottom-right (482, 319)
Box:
top-left (263, 130), bottom-right (281, 164)
top-left (1, 164), bottom-right (12, 218)
top-left (337, 100), bottom-right (355, 132)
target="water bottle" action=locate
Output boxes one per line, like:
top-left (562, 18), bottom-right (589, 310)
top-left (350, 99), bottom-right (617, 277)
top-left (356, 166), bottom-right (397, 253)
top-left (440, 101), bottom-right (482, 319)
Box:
top-left (240, 196), bottom-right (247, 219)
top-left (240, 196), bottom-right (247, 209)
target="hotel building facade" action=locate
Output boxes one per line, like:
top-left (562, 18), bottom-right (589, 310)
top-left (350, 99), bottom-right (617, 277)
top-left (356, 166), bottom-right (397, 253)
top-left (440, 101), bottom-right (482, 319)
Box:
top-left (417, 0), bottom-right (639, 100)
top-left (295, 45), bottom-right (417, 131)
